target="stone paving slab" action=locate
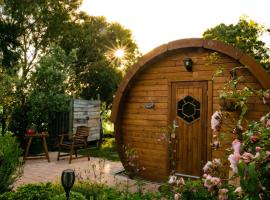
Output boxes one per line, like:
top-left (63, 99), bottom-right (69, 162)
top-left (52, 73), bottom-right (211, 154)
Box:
top-left (15, 152), bottom-right (160, 193)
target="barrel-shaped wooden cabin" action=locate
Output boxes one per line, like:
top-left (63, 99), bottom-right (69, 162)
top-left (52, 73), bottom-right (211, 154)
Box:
top-left (111, 38), bottom-right (270, 181)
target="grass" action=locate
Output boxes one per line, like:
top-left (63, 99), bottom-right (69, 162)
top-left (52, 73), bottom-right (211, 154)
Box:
top-left (79, 138), bottom-right (119, 161)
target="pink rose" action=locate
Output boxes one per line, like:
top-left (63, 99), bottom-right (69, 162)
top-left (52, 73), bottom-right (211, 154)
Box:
top-left (218, 188), bottom-right (228, 200)
top-left (250, 135), bottom-right (259, 143)
top-left (242, 152), bottom-right (254, 164)
top-left (256, 146), bottom-right (261, 152)
top-left (266, 119), bottom-right (270, 127)
top-left (211, 177), bottom-right (221, 186)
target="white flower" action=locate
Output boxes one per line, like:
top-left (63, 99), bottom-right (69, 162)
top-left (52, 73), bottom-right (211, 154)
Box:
top-left (203, 161), bottom-right (212, 172)
top-left (234, 187), bottom-right (243, 196)
top-left (174, 193), bottom-right (181, 200)
top-left (176, 177), bottom-right (185, 186)
top-left (168, 175), bottom-right (177, 184)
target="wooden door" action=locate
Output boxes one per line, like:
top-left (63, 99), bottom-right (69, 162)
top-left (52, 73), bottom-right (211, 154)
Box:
top-left (171, 81), bottom-right (208, 177)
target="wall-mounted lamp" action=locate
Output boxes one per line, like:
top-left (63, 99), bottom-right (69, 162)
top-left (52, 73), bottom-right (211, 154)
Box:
top-left (183, 58), bottom-right (193, 72)
top-left (144, 102), bottom-right (155, 109)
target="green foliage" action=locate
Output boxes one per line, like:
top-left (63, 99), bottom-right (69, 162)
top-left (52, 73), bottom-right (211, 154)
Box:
top-left (0, 132), bottom-right (23, 193)
top-left (1, 181), bottom-right (167, 200)
top-left (234, 113), bottom-right (270, 199)
top-left (203, 16), bottom-right (270, 73)
top-left (51, 191), bottom-right (86, 200)
top-left (79, 138), bottom-right (119, 161)
top-left (79, 61), bottom-right (122, 105)
top-left (220, 78), bottom-right (253, 121)
top-left (25, 46), bottom-right (74, 131)
top-left (59, 14), bottom-right (139, 105)
top-left (0, 183), bottom-right (56, 200)
top-left (180, 180), bottom-right (214, 200)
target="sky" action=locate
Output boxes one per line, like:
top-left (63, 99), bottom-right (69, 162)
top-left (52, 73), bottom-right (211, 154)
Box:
top-left (80, 0), bottom-right (270, 54)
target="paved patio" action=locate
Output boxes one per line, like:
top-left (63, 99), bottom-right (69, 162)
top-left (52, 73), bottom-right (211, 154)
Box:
top-left (15, 152), bottom-right (160, 192)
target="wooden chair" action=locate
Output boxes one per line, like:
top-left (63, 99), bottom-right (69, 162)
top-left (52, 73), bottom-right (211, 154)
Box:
top-left (57, 126), bottom-right (90, 163)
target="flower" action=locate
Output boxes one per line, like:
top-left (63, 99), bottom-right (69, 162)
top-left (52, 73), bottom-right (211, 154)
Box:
top-left (174, 193), bottom-right (181, 200)
top-left (234, 187), bottom-right (243, 197)
top-left (256, 146), bottom-right (261, 152)
top-left (203, 161), bottom-right (212, 172)
top-left (232, 139), bottom-right (241, 154)
top-left (218, 188), bottom-right (228, 200)
top-left (176, 177), bottom-right (185, 186)
top-left (212, 140), bottom-right (221, 149)
top-left (211, 177), bottom-right (221, 186)
top-left (250, 135), bottom-right (259, 143)
top-left (168, 175), bottom-right (177, 184)
top-left (211, 111), bottom-right (222, 132)
top-left (228, 153), bottom-right (240, 173)
top-left (242, 152), bottom-right (254, 164)
top-left (204, 175), bottom-right (221, 191)
top-left (266, 119), bottom-right (270, 127)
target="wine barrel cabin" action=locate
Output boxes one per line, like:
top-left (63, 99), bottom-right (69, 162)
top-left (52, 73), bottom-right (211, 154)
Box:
top-left (111, 38), bottom-right (270, 181)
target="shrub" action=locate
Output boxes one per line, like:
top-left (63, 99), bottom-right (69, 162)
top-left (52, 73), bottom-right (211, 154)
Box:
top-left (0, 183), bottom-right (54, 200)
top-left (51, 191), bottom-right (86, 200)
top-left (180, 180), bottom-right (215, 200)
top-left (0, 132), bottom-right (23, 193)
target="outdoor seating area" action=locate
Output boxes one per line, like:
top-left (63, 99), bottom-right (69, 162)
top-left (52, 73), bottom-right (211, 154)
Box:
top-left (57, 126), bottom-right (90, 164)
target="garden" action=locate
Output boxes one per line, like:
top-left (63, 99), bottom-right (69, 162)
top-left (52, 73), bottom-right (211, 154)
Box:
top-left (1, 0), bottom-right (270, 200)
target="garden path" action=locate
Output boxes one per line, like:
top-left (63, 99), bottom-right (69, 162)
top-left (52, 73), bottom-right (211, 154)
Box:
top-left (14, 152), bottom-right (160, 192)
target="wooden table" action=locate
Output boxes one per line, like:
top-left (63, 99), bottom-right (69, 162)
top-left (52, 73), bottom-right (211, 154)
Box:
top-left (24, 132), bottom-right (50, 162)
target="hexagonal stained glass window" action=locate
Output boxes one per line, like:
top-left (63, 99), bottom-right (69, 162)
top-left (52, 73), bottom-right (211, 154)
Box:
top-left (177, 96), bottom-right (200, 123)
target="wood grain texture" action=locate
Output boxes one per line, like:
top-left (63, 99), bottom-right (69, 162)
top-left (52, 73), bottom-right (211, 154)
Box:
top-left (112, 39), bottom-right (270, 181)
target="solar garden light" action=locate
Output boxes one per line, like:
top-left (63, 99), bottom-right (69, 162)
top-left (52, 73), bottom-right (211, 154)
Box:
top-left (61, 169), bottom-right (75, 200)
top-left (183, 58), bottom-right (193, 72)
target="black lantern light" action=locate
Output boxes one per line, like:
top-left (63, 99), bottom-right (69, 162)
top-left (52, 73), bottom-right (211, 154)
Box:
top-left (183, 58), bottom-right (193, 71)
top-left (61, 169), bottom-right (75, 200)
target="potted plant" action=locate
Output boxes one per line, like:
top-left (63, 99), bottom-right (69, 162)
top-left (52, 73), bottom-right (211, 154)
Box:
top-left (26, 123), bottom-right (37, 135)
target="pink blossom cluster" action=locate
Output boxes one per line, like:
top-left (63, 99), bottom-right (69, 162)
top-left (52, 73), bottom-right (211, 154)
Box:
top-left (203, 158), bottom-right (222, 175)
top-left (260, 114), bottom-right (270, 128)
top-left (211, 111), bottom-right (222, 132)
top-left (228, 139), bottom-right (241, 173)
top-left (218, 188), bottom-right (229, 200)
top-left (203, 174), bottom-right (221, 191)
top-left (228, 139), bottom-right (260, 173)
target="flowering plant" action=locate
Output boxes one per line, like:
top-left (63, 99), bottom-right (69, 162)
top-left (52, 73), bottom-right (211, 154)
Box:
top-left (219, 77), bottom-right (253, 122)
top-left (227, 112), bottom-right (270, 199)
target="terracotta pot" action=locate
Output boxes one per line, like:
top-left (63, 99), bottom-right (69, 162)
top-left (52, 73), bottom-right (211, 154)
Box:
top-left (219, 98), bottom-right (238, 111)
top-left (26, 129), bottom-right (35, 135)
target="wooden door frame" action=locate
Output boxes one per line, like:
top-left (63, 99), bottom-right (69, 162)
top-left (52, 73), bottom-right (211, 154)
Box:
top-left (167, 80), bottom-right (213, 176)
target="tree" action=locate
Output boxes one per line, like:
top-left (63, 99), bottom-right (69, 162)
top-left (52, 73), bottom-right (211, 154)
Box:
top-left (0, 0), bottom-right (82, 132)
top-left (0, 0), bottom-right (82, 100)
top-left (59, 12), bottom-right (140, 106)
top-left (27, 46), bottom-right (76, 131)
top-left (203, 16), bottom-right (270, 73)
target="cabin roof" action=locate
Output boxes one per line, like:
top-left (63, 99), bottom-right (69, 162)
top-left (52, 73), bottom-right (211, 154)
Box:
top-left (111, 38), bottom-right (270, 122)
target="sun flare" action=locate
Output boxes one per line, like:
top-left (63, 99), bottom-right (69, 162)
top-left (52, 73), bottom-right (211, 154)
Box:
top-left (114, 48), bottom-right (125, 58)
